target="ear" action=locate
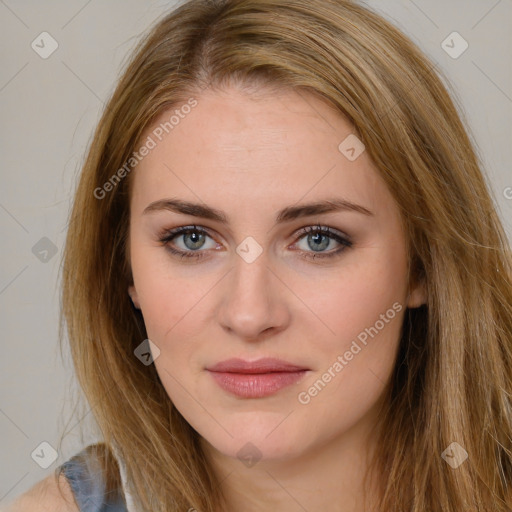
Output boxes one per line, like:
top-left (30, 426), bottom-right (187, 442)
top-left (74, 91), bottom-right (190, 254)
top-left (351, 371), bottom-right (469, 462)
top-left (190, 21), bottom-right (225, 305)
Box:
top-left (406, 278), bottom-right (427, 309)
top-left (128, 284), bottom-right (141, 309)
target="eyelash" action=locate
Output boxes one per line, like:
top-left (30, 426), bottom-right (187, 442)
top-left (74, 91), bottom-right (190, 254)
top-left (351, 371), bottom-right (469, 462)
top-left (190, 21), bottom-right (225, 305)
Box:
top-left (158, 224), bottom-right (353, 262)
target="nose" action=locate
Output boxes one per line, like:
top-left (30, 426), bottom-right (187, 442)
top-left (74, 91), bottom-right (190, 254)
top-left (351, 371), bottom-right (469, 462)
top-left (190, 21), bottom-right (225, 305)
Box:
top-left (217, 251), bottom-right (291, 342)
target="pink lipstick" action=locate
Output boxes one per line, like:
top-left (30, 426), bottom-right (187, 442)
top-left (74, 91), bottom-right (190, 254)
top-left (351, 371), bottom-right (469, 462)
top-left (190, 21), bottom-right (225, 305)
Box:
top-left (206, 358), bottom-right (308, 398)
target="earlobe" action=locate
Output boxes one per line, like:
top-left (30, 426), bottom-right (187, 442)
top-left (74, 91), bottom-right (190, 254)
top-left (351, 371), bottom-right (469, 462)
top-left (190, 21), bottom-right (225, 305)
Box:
top-left (406, 279), bottom-right (427, 309)
top-left (128, 284), bottom-right (141, 309)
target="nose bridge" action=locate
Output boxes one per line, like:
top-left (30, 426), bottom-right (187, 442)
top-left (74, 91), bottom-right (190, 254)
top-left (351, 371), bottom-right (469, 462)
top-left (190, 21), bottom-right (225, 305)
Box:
top-left (230, 233), bottom-right (273, 297)
top-left (232, 248), bottom-right (270, 299)
top-left (218, 246), bottom-right (288, 340)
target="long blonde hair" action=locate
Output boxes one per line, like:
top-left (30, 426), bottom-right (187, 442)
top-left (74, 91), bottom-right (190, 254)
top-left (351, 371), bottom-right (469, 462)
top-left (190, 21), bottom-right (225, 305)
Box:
top-left (56, 0), bottom-right (512, 510)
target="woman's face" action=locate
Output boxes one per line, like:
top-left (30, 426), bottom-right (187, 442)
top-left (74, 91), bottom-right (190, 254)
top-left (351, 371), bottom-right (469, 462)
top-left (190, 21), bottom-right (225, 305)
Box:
top-left (127, 85), bottom-right (425, 463)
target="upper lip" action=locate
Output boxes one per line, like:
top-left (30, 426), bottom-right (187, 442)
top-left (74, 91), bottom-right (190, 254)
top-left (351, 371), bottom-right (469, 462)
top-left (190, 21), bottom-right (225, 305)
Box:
top-left (206, 358), bottom-right (309, 374)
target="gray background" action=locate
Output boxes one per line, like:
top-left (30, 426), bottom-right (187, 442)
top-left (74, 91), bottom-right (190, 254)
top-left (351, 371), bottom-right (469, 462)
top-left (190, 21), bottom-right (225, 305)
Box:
top-left (1, 0), bottom-right (511, 504)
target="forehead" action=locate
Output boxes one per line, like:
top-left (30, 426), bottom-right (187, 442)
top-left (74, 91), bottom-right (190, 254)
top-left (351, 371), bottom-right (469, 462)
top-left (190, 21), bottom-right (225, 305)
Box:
top-left (129, 85), bottom-right (387, 218)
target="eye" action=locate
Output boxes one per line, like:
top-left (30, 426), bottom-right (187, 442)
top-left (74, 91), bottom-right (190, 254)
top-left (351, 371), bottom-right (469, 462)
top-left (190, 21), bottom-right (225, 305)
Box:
top-left (158, 225), bottom-right (217, 260)
top-left (158, 224), bottom-right (352, 261)
top-left (291, 225), bottom-right (352, 260)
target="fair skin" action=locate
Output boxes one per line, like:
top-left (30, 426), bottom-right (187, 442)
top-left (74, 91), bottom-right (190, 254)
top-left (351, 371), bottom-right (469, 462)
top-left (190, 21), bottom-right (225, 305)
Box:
top-left (7, 84), bottom-right (424, 512)
top-left (3, 473), bottom-right (78, 512)
top-left (127, 84), bottom-right (425, 512)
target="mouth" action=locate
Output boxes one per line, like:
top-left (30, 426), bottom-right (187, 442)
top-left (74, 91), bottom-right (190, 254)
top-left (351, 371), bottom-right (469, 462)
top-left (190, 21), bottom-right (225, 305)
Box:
top-left (206, 358), bottom-right (309, 398)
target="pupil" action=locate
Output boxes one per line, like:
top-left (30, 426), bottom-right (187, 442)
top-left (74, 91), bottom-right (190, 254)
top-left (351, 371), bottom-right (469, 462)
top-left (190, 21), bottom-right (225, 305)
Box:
top-left (309, 233), bottom-right (328, 251)
top-left (186, 231), bottom-right (204, 249)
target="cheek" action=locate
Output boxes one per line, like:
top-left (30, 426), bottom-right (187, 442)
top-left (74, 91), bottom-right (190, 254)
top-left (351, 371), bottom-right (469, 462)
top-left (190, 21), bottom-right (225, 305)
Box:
top-left (135, 269), bottom-right (218, 378)
top-left (301, 245), bottom-right (407, 411)
top-left (299, 244), bottom-right (408, 349)
top-left (130, 240), bottom-right (208, 340)
top-left (139, 280), bottom-right (199, 345)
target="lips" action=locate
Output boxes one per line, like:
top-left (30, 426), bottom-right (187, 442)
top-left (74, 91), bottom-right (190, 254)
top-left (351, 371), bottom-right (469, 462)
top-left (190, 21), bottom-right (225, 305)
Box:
top-left (206, 358), bottom-right (309, 398)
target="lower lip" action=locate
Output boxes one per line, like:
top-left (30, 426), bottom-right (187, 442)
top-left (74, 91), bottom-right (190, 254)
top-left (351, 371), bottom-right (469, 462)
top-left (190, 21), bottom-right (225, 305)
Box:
top-left (208, 370), bottom-right (307, 398)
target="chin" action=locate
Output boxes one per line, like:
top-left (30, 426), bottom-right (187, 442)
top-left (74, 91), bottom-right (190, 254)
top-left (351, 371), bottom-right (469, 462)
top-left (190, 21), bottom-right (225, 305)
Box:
top-left (213, 436), bottom-right (301, 464)
top-left (197, 414), bottom-right (307, 463)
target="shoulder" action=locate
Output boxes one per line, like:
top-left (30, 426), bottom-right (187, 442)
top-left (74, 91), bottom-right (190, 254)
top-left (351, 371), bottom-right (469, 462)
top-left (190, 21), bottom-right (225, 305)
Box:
top-left (3, 443), bottom-right (128, 512)
top-left (3, 472), bottom-right (78, 512)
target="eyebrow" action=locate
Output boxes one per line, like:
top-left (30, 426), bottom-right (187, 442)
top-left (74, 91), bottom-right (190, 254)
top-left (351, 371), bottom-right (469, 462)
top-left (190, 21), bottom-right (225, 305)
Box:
top-left (143, 197), bottom-right (373, 223)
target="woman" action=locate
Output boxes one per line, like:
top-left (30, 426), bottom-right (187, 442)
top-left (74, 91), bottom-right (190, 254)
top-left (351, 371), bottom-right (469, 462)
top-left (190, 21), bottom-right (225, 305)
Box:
top-left (7, 0), bottom-right (512, 510)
